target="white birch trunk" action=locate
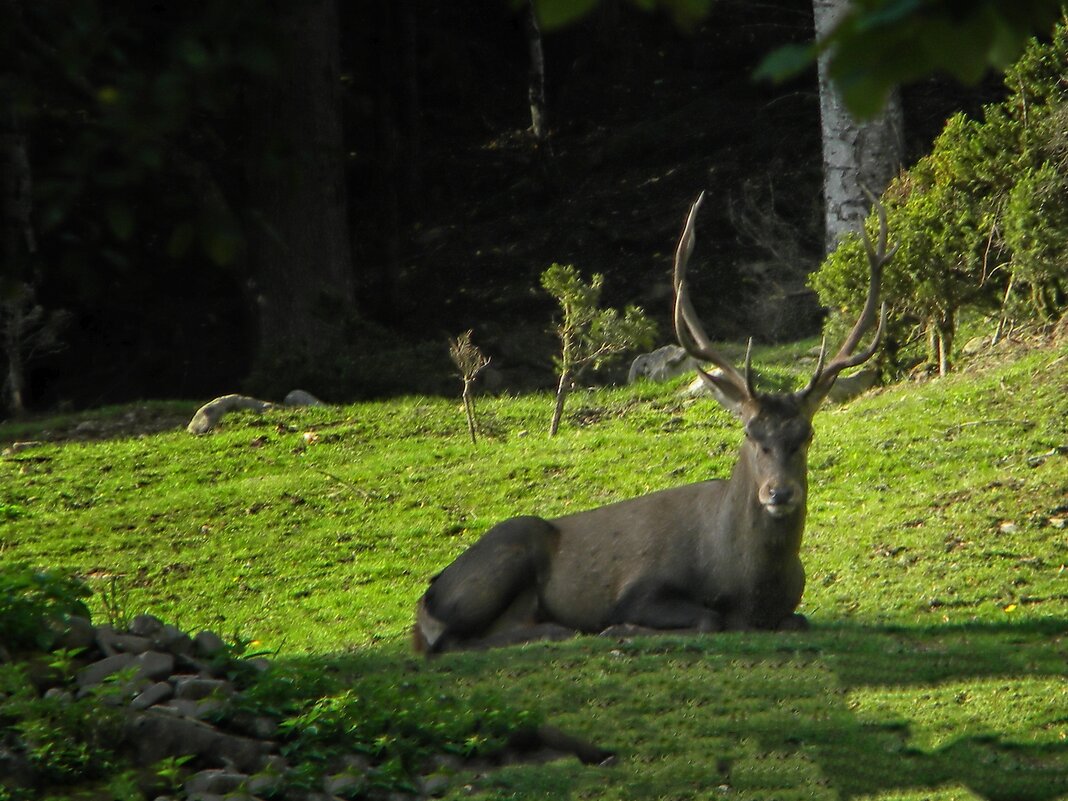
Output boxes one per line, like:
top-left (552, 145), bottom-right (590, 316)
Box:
top-left (813, 0), bottom-right (904, 253)
top-left (526, 0), bottom-right (548, 143)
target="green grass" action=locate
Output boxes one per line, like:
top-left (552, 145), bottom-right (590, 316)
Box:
top-left (2, 338), bottom-right (1066, 800)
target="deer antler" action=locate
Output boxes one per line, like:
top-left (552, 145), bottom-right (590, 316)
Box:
top-left (673, 192), bottom-right (755, 399)
top-left (800, 186), bottom-right (895, 403)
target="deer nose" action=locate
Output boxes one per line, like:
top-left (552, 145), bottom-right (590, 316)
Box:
top-left (768, 486), bottom-right (794, 505)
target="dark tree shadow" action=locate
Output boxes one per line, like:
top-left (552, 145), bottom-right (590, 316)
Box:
top-left (272, 618), bottom-right (1068, 800)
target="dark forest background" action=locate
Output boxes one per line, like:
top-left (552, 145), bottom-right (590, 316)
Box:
top-left (1, 0), bottom-right (1004, 412)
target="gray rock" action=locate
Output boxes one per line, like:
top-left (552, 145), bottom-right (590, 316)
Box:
top-left (284, 389), bottom-right (326, 407)
top-left (184, 769), bottom-right (248, 795)
top-left (962, 335), bottom-right (990, 355)
top-left (187, 394), bottom-right (276, 435)
top-left (193, 630), bottom-right (227, 659)
top-left (76, 653), bottom-right (136, 688)
top-left (137, 650), bottom-right (176, 681)
top-left (153, 625), bottom-right (195, 656)
top-left (229, 711), bottom-right (279, 740)
top-left (335, 754), bottom-right (371, 773)
top-left (128, 711), bottom-right (271, 772)
top-left (55, 615), bottom-right (96, 651)
top-left (426, 753), bottom-right (463, 774)
top-left (174, 653), bottom-right (220, 678)
top-left (247, 767), bottom-right (286, 796)
top-left (245, 657), bottom-right (271, 673)
top-left (129, 614), bottom-right (165, 637)
top-left (94, 624), bottom-right (120, 656)
top-left (323, 771), bottom-right (364, 795)
top-left (174, 677), bottom-right (233, 701)
top-left (0, 746), bottom-right (35, 789)
top-left (628, 345), bottom-right (697, 383)
top-left (106, 633), bottom-right (153, 654)
top-left (131, 681), bottom-right (174, 710)
top-left (825, 368), bottom-right (879, 403)
top-left (261, 755), bottom-right (288, 773)
top-left (155, 699), bottom-right (218, 720)
top-left (419, 774), bottom-right (452, 797)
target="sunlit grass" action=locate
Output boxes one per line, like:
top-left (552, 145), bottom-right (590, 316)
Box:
top-left (1, 336), bottom-right (1066, 799)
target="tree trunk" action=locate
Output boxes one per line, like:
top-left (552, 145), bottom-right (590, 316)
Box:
top-left (244, 0), bottom-right (355, 383)
top-left (462, 379), bottom-right (478, 444)
top-left (399, 0), bottom-right (422, 210)
top-left (2, 309), bottom-right (27, 416)
top-left (1, 90), bottom-right (36, 416)
top-left (813, 0), bottom-right (904, 252)
top-left (549, 369), bottom-right (571, 437)
top-left (526, 0), bottom-right (548, 144)
top-left (936, 311), bottom-right (954, 377)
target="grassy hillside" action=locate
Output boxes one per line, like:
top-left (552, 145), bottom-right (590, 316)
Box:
top-left (1, 333), bottom-right (1066, 800)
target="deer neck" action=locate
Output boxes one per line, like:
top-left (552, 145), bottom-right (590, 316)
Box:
top-left (718, 445), bottom-right (806, 554)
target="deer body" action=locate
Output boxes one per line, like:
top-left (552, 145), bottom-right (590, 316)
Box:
top-left (415, 192), bottom-right (891, 653)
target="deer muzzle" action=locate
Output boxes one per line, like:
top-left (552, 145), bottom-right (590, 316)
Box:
top-left (758, 482), bottom-right (802, 518)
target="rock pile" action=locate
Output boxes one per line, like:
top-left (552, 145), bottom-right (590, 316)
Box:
top-left (5, 613), bottom-right (418, 801)
top-left (5, 614), bottom-right (612, 801)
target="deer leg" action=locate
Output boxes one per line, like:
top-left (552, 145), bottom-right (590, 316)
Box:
top-left (416, 516), bottom-right (559, 652)
top-left (459, 620), bottom-right (578, 651)
top-left (608, 582), bottom-right (723, 632)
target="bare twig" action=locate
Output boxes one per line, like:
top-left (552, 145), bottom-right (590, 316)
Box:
top-left (449, 331), bottom-right (490, 444)
top-left (945, 418), bottom-right (1035, 436)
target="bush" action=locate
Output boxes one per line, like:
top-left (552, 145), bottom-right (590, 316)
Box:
top-left (1003, 160), bottom-right (1068, 318)
top-left (0, 565), bottom-right (91, 653)
top-left (540, 264), bottom-right (655, 436)
top-left (811, 19), bottom-right (1068, 376)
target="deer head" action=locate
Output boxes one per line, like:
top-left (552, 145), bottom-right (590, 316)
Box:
top-left (673, 191), bottom-right (892, 519)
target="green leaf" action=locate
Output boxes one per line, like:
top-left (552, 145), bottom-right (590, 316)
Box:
top-left (177, 37), bottom-right (209, 68)
top-left (532, 0), bottom-right (600, 30)
top-left (794, 0), bottom-right (1067, 118)
top-left (660, 0), bottom-right (714, 28)
top-left (754, 43), bottom-right (818, 82)
top-left (203, 230), bottom-right (239, 266)
top-left (855, 0), bottom-right (923, 32)
top-left (106, 205), bottom-right (134, 241)
top-left (167, 223), bottom-right (195, 259)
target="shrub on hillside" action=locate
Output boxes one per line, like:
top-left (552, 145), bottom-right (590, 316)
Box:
top-left (811, 19), bottom-right (1068, 376)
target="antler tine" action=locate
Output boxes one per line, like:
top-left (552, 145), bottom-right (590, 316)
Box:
top-left (832, 187), bottom-right (892, 364)
top-left (672, 192), bottom-right (751, 394)
top-left (743, 337), bottom-right (756, 398)
top-left (802, 189), bottom-right (894, 401)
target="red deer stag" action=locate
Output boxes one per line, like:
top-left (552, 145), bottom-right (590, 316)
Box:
top-left (414, 192), bottom-right (893, 653)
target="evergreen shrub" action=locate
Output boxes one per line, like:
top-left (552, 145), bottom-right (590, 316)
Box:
top-left (811, 18), bottom-right (1068, 375)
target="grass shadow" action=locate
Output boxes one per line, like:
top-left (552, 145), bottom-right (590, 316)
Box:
top-left (265, 619), bottom-right (1067, 800)
top-left (805, 619), bottom-right (1068, 800)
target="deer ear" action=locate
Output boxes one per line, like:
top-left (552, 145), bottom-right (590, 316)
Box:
top-left (698, 367), bottom-right (750, 418)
